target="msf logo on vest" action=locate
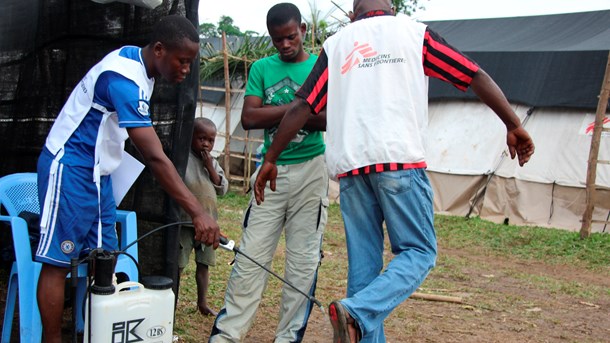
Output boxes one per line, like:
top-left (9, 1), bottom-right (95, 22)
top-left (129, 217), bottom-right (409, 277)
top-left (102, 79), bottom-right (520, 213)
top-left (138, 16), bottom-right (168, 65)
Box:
top-left (341, 41), bottom-right (378, 75)
top-left (341, 41), bottom-right (406, 75)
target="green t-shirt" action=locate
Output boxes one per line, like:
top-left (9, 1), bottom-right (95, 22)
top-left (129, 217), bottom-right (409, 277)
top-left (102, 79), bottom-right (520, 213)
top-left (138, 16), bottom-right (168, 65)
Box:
top-left (245, 53), bottom-right (325, 165)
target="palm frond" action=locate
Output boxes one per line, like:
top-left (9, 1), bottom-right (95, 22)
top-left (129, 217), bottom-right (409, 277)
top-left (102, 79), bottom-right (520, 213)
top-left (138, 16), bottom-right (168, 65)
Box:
top-left (199, 35), bottom-right (276, 82)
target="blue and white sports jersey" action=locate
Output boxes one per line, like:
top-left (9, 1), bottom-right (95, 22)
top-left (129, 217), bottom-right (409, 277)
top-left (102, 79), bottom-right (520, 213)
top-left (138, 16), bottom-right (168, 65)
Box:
top-left (45, 46), bottom-right (154, 179)
top-left (57, 46), bottom-right (153, 168)
top-left (38, 46), bottom-right (155, 262)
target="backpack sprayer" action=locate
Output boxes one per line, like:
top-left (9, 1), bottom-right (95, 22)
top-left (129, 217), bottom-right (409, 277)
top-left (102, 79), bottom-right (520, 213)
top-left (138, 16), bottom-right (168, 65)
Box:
top-left (74, 222), bottom-right (325, 343)
top-left (71, 221), bottom-right (190, 343)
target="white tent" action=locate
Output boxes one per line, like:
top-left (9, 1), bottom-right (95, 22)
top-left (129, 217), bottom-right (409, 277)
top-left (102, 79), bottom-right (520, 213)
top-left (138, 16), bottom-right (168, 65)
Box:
top-left (199, 10), bottom-right (610, 232)
top-left (426, 101), bottom-right (610, 232)
top-left (424, 10), bottom-right (610, 232)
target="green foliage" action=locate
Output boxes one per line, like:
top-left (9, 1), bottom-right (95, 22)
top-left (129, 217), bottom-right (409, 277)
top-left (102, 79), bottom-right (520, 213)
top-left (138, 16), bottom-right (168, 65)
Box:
top-left (198, 1), bottom-right (426, 83)
top-left (303, 0), bottom-right (341, 53)
top-left (199, 35), bottom-right (276, 81)
top-left (392, 0), bottom-right (426, 15)
top-left (217, 15), bottom-right (243, 37)
top-left (200, 15), bottom-right (258, 38)
top-left (217, 190), bottom-right (250, 209)
top-left (243, 30), bottom-right (259, 37)
top-left (199, 23), bottom-right (218, 38)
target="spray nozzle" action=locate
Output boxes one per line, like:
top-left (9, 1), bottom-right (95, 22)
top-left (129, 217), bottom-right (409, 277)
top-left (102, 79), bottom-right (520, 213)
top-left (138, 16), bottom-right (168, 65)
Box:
top-left (219, 236), bottom-right (235, 251)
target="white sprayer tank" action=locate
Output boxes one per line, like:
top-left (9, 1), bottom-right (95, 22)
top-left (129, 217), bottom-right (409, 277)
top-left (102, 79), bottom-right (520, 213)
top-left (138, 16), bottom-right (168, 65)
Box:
top-left (84, 276), bottom-right (175, 343)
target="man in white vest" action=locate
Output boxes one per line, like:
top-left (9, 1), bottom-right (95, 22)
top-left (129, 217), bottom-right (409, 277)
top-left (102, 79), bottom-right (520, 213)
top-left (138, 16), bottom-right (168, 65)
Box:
top-left (35, 15), bottom-right (221, 342)
top-left (254, 0), bottom-right (535, 342)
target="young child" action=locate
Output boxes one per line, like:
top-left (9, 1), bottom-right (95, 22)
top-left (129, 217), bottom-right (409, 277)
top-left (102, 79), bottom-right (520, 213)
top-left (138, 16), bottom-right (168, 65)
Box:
top-left (178, 117), bottom-right (228, 316)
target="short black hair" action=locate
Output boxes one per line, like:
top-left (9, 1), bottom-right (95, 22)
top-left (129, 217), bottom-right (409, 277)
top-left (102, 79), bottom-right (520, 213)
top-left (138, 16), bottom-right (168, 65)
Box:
top-left (150, 15), bottom-right (199, 50)
top-left (267, 3), bottom-right (302, 29)
top-left (194, 117), bottom-right (216, 131)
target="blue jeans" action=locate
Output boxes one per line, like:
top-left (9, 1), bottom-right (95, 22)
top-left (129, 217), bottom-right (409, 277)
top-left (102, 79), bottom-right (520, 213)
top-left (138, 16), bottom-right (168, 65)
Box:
top-left (339, 168), bottom-right (437, 343)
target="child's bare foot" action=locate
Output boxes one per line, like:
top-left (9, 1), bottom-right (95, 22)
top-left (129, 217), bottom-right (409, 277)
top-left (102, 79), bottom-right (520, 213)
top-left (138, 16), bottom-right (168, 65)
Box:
top-left (198, 305), bottom-right (218, 317)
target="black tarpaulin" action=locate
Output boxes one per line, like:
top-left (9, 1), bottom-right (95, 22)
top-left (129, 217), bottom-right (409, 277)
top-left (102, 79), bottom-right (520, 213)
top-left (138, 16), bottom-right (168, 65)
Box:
top-left (424, 10), bottom-right (610, 110)
top-left (0, 0), bottom-right (200, 281)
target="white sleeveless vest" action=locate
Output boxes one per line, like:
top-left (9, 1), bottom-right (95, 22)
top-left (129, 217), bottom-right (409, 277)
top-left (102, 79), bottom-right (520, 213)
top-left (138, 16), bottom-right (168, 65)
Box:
top-left (322, 14), bottom-right (429, 178)
top-left (45, 47), bottom-right (154, 179)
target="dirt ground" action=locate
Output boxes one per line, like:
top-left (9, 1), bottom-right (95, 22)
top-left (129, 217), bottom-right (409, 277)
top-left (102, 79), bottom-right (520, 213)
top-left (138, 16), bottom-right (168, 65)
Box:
top-left (2, 241), bottom-right (607, 342)
top-left (180, 245), bottom-right (610, 343)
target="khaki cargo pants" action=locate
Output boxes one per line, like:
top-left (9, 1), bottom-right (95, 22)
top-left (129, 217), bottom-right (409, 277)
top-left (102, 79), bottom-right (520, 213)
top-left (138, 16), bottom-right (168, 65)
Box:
top-left (210, 155), bottom-right (329, 343)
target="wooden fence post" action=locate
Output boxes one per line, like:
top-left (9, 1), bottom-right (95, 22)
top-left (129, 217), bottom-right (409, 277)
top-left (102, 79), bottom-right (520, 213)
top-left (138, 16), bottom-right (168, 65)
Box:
top-left (580, 51), bottom-right (610, 238)
top-left (222, 31), bottom-right (231, 180)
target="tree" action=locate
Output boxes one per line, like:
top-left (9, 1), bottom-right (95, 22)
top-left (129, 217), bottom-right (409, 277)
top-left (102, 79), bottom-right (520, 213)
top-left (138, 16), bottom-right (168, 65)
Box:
top-left (243, 30), bottom-right (259, 37)
top-left (217, 15), bottom-right (243, 36)
top-left (199, 23), bottom-right (218, 38)
top-left (304, 0), bottom-right (340, 52)
top-left (392, 0), bottom-right (425, 16)
top-left (200, 35), bottom-right (276, 81)
top-left (304, 0), bottom-right (424, 52)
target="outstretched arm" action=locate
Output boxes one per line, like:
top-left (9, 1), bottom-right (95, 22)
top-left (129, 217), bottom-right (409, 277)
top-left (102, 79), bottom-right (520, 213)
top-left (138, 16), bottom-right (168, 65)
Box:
top-left (470, 69), bottom-right (535, 166)
top-left (127, 126), bottom-right (221, 248)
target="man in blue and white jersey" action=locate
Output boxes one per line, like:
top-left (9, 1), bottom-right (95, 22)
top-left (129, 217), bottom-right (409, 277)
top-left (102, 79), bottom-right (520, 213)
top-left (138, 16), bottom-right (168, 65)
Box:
top-left (35, 15), bottom-right (222, 342)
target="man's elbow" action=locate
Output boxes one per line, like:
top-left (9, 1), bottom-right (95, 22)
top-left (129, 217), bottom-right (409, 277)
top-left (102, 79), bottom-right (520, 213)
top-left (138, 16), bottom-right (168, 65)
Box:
top-left (241, 116), bottom-right (255, 130)
top-left (240, 110), bottom-right (256, 130)
top-left (144, 153), bottom-right (169, 171)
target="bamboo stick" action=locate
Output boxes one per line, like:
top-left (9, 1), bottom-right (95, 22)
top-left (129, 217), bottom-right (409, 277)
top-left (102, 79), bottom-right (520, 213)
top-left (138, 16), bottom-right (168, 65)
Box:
top-left (222, 31), bottom-right (231, 179)
top-left (410, 292), bottom-right (463, 304)
top-left (581, 51), bottom-right (610, 238)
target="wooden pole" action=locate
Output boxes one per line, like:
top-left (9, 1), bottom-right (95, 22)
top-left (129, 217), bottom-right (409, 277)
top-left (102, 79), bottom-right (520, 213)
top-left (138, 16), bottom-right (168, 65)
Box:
top-left (311, 22), bottom-right (315, 51)
top-left (198, 79), bottom-right (203, 117)
top-left (244, 130), bottom-right (251, 193)
top-left (580, 51), bottom-right (610, 239)
top-left (243, 59), bottom-right (251, 193)
top-left (410, 292), bottom-right (463, 304)
top-left (222, 31), bottom-right (231, 181)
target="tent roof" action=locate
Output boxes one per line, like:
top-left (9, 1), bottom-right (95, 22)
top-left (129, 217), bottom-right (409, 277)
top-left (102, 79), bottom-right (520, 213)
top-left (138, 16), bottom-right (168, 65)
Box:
top-left (424, 10), bottom-right (610, 110)
top-left (423, 10), bottom-right (610, 52)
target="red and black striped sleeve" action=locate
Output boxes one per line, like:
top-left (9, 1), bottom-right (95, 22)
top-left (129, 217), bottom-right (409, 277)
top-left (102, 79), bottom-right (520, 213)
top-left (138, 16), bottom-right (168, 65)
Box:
top-left (295, 48), bottom-right (329, 114)
top-left (423, 27), bottom-right (479, 92)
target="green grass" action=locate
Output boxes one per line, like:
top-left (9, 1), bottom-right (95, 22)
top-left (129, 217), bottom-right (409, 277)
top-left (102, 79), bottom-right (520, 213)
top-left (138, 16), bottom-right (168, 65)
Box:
top-left (217, 191), bottom-right (610, 272)
top-left (435, 215), bottom-right (610, 272)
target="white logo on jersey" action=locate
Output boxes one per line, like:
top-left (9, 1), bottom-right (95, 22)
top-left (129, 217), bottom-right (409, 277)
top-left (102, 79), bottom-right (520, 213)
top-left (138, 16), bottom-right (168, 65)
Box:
top-left (137, 100), bottom-right (150, 116)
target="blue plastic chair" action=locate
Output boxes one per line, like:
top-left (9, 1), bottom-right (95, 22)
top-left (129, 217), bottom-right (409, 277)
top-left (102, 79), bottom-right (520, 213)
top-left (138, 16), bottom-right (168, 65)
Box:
top-left (0, 172), bottom-right (139, 342)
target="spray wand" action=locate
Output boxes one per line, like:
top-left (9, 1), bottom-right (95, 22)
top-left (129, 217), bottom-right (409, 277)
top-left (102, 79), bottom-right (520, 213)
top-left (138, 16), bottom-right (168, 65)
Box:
top-left (119, 223), bottom-right (327, 315)
top-left (218, 236), bottom-right (326, 315)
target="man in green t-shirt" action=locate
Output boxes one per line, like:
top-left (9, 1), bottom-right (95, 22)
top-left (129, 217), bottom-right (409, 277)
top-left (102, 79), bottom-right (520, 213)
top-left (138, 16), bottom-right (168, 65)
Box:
top-left (210, 3), bottom-right (328, 343)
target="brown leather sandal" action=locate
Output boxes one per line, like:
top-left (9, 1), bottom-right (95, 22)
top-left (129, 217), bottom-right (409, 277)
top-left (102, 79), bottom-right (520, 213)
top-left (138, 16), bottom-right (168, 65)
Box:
top-left (329, 301), bottom-right (361, 343)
